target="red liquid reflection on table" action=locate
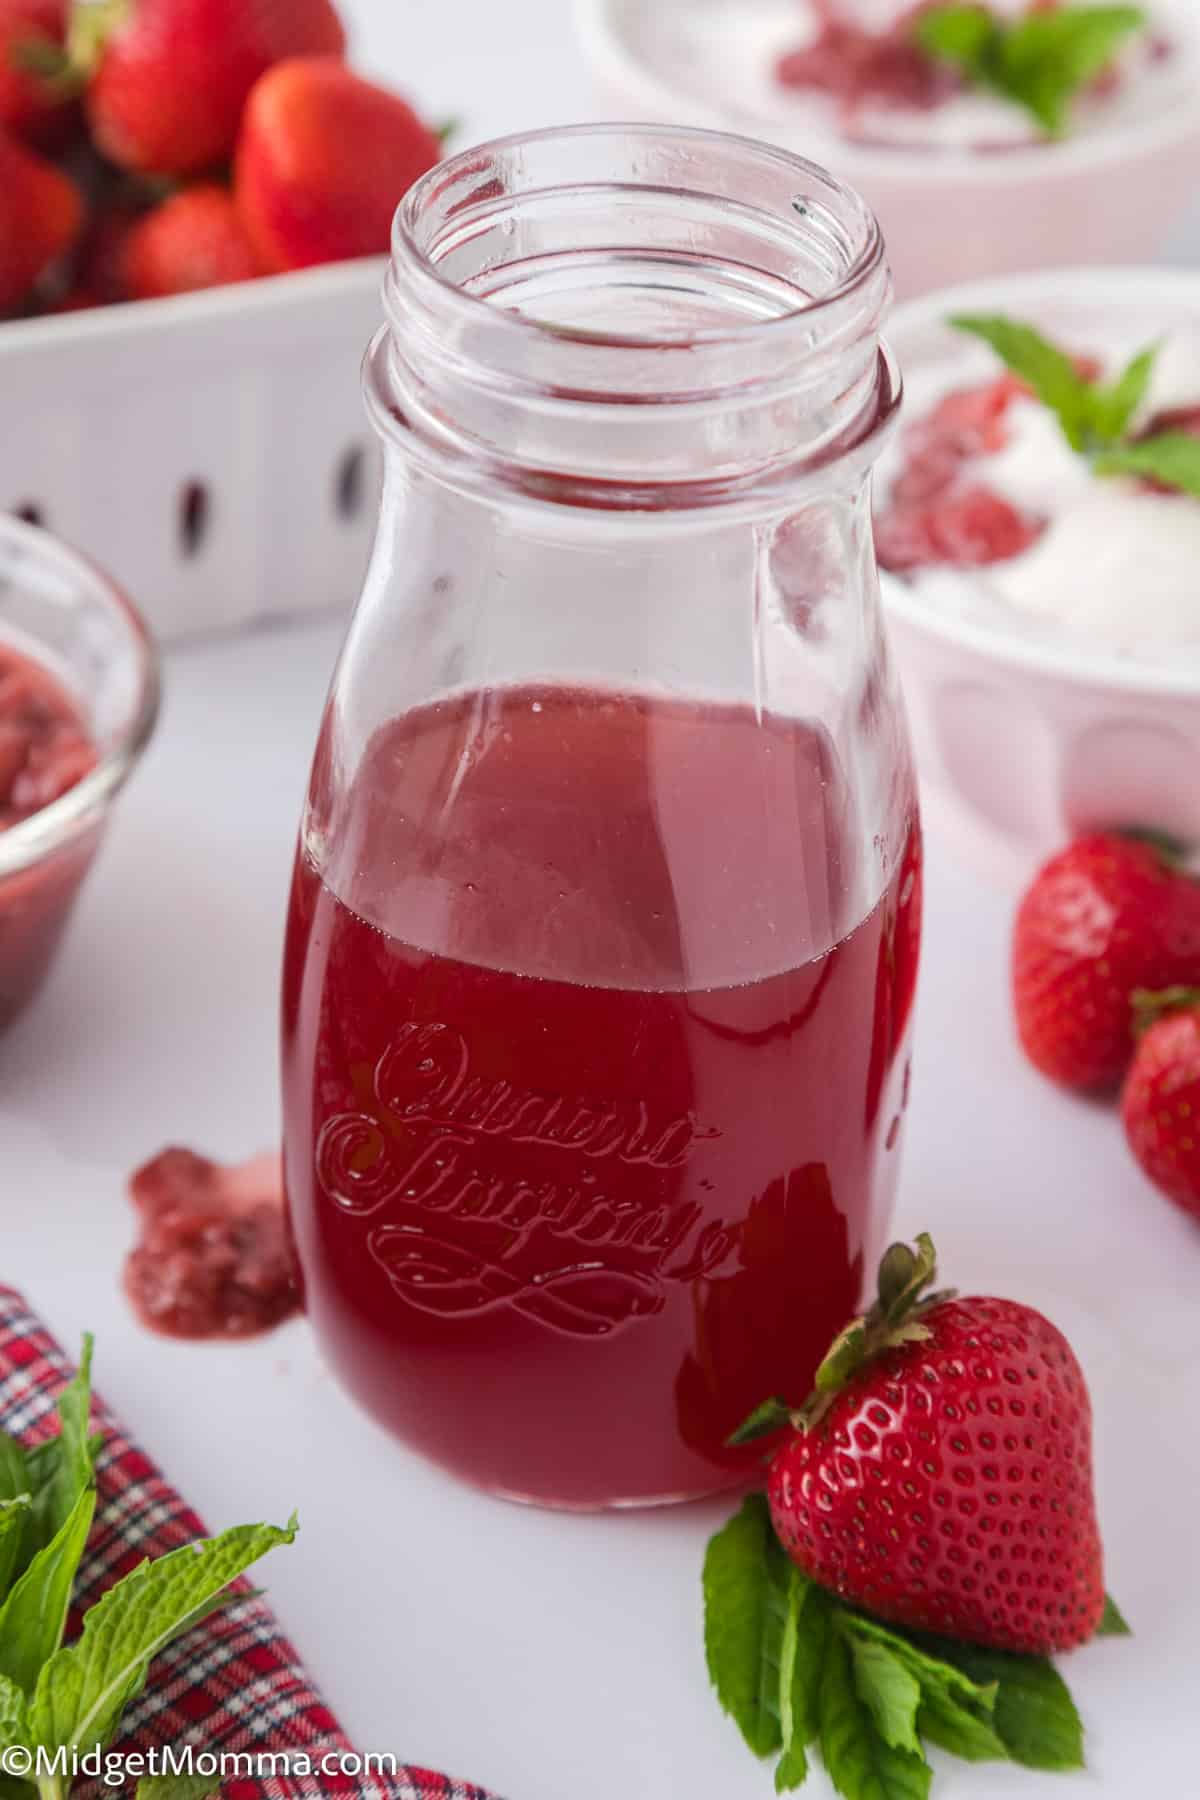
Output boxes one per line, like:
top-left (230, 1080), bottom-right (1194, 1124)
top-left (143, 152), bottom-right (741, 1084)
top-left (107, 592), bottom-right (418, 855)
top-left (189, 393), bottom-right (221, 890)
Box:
top-left (0, 642), bottom-right (97, 1029)
top-left (282, 684), bottom-right (921, 1507)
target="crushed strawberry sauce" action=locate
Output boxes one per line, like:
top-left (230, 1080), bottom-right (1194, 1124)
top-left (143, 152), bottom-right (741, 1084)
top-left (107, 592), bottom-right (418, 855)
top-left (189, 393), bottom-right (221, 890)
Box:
top-left (124, 1148), bottom-right (302, 1340)
top-left (776, 3), bottom-right (957, 111)
top-left (874, 372), bottom-right (1046, 572)
top-left (0, 644), bottom-right (96, 830)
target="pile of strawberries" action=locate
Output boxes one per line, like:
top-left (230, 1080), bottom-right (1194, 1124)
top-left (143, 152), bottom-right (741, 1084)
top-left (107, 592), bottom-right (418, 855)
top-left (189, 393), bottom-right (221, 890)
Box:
top-left (1014, 830), bottom-right (1200, 1222)
top-left (0, 0), bottom-right (444, 315)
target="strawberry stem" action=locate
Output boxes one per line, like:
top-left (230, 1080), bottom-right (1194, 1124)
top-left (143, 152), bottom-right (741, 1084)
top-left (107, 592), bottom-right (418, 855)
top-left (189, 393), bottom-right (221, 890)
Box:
top-left (797, 1233), bottom-right (955, 1432)
top-left (1119, 826), bottom-right (1193, 872)
top-left (64, 0), bottom-right (129, 82)
top-left (1131, 986), bottom-right (1200, 1035)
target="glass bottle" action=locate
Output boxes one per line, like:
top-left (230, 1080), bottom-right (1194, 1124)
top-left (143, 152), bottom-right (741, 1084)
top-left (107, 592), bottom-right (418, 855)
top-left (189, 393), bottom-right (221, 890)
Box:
top-left (281, 124), bottom-right (921, 1509)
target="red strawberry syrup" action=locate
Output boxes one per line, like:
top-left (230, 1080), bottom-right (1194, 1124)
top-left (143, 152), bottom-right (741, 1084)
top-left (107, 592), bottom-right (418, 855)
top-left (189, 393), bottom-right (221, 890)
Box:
top-left (281, 684), bottom-right (920, 1506)
top-left (0, 641), bottom-right (98, 1028)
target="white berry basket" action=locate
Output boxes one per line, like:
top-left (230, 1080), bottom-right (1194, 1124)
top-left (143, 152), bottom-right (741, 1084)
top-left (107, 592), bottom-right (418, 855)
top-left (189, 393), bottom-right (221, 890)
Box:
top-left (0, 259), bottom-right (385, 641)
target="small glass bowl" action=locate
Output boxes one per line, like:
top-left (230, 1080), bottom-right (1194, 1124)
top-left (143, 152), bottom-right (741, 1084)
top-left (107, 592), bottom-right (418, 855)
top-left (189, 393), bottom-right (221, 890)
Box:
top-left (0, 516), bottom-right (160, 1030)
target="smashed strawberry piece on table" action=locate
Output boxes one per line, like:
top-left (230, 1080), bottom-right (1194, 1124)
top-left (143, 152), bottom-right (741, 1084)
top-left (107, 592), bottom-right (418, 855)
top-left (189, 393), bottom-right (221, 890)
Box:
top-left (125, 1148), bottom-right (301, 1339)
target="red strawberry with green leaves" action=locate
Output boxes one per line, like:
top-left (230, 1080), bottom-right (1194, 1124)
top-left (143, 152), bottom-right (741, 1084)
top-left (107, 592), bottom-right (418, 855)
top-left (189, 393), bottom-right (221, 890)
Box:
top-left (755, 1235), bottom-right (1105, 1656)
top-left (234, 57), bottom-right (441, 272)
top-left (70, 0), bottom-right (347, 176)
top-left (1013, 830), bottom-right (1200, 1091)
top-left (0, 126), bottom-right (80, 310)
top-left (704, 1236), bottom-right (1128, 1797)
top-left (0, 0), bottom-right (77, 146)
top-left (1121, 987), bottom-right (1200, 1222)
top-left (122, 183), bottom-right (260, 298)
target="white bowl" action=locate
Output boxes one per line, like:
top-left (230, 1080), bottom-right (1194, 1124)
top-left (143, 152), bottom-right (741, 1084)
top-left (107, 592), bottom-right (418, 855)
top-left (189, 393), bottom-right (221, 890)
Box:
top-left (0, 260), bottom-right (384, 642)
top-left (575, 0), bottom-right (1200, 297)
top-left (879, 265), bottom-right (1200, 888)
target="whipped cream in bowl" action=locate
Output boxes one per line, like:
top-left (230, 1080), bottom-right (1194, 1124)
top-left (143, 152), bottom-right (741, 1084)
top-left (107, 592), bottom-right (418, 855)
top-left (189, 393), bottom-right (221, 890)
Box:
top-left (877, 267), bottom-right (1200, 884)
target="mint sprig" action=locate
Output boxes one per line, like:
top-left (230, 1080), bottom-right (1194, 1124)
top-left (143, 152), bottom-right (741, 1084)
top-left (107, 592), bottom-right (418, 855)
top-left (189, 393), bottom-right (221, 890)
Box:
top-left (1095, 431), bottom-right (1200, 497)
top-left (916, 4), bottom-right (1147, 134)
top-left (704, 1495), bottom-right (1127, 1796)
top-left (949, 312), bottom-right (1200, 502)
top-left (0, 1337), bottom-right (295, 1800)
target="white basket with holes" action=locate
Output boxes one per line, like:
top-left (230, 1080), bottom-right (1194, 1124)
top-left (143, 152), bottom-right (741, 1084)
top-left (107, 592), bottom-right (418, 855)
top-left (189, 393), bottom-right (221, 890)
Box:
top-left (0, 260), bottom-right (385, 641)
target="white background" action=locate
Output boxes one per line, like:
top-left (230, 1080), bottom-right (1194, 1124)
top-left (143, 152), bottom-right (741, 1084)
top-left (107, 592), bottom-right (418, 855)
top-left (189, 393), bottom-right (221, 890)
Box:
top-left (5, 3), bottom-right (1200, 1797)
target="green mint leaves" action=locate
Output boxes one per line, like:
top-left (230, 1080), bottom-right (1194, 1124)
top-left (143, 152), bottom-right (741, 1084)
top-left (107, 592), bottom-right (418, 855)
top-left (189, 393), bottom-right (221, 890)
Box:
top-left (1095, 431), bottom-right (1200, 498)
top-left (915, 4), bottom-right (1147, 134)
top-left (0, 1336), bottom-right (295, 1796)
top-left (704, 1495), bottom-right (1128, 1798)
top-left (950, 313), bottom-right (1200, 501)
top-left (950, 314), bottom-right (1156, 453)
top-left (31, 1518), bottom-right (298, 1759)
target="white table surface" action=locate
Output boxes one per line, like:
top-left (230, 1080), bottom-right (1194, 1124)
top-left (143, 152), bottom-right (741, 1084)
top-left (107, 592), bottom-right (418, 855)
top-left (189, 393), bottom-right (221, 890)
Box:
top-left (6, 3), bottom-right (1200, 1796)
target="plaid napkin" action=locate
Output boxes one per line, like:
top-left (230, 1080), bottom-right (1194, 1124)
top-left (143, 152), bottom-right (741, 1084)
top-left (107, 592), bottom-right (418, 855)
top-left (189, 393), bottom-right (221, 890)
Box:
top-left (0, 1287), bottom-right (499, 1800)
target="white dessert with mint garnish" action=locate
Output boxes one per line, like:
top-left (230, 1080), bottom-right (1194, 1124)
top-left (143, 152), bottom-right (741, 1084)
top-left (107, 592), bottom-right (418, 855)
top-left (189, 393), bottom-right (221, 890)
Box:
top-left (630, 0), bottom-right (1197, 154)
top-left (876, 316), bottom-right (1200, 666)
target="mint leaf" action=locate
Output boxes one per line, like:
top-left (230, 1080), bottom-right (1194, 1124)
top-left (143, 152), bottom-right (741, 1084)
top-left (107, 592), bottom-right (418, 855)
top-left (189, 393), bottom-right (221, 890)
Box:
top-left (846, 1634), bottom-right (922, 1755)
top-left (0, 1442), bottom-right (27, 1510)
top-left (703, 1494), bottom-right (791, 1758)
top-left (0, 1672), bottom-right (29, 1752)
top-left (918, 1690), bottom-right (1009, 1762)
top-left (729, 1399), bottom-right (793, 1447)
top-left (999, 6), bottom-right (1146, 132)
top-left (837, 1614), bottom-right (997, 1714)
top-left (916, 1638), bottom-right (1084, 1771)
top-left (819, 1633), bottom-right (932, 1800)
top-left (137, 1775), bottom-right (222, 1800)
top-left (0, 1482), bottom-right (95, 1698)
top-left (916, 5), bottom-right (997, 65)
top-left (16, 1337), bottom-right (96, 1580)
top-left (949, 314), bottom-right (1095, 448)
top-left (0, 1500), bottom-right (31, 1604)
top-left (1098, 1594), bottom-right (1132, 1637)
top-left (775, 1569), bottom-right (833, 1791)
top-left (30, 1516), bottom-right (297, 1758)
top-left (919, 4), bottom-right (1146, 134)
top-left (1095, 430), bottom-right (1200, 499)
top-left (1090, 344), bottom-right (1158, 442)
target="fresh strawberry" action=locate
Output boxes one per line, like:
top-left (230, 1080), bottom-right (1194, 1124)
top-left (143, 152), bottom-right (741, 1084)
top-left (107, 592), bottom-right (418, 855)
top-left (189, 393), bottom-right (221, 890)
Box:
top-left (122, 183), bottom-right (259, 298)
top-left (0, 126), bottom-right (80, 310)
top-left (234, 57), bottom-right (441, 272)
top-left (76, 0), bottom-right (347, 177)
top-left (1121, 988), bottom-right (1200, 1221)
top-left (1013, 831), bottom-right (1200, 1091)
top-left (761, 1234), bottom-right (1105, 1656)
top-left (0, 0), bottom-right (76, 145)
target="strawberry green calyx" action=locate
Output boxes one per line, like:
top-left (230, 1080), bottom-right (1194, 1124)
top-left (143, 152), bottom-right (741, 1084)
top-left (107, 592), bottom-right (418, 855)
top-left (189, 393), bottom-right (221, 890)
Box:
top-left (798, 1233), bottom-right (955, 1432)
top-left (1118, 826), bottom-right (1192, 870)
top-left (728, 1236), bottom-right (957, 1446)
top-left (63, 0), bottom-right (129, 82)
top-left (1131, 985), bottom-right (1200, 1035)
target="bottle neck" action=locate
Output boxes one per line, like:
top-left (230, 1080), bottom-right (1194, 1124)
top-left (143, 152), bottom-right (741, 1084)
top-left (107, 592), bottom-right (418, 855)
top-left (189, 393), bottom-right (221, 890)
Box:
top-left (368, 124), bottom-right (900, 509)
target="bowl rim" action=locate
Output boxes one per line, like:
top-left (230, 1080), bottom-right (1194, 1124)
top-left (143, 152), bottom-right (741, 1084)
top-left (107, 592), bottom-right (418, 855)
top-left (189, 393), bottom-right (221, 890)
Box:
top-left (0, 256), bottom-right (386, 359)
top-left (575, 0), bottom-right (1200, 187)
top-left (0, 515), bottom-right (161, 878)
top-left (879, 263), bottom-right (1200, 700)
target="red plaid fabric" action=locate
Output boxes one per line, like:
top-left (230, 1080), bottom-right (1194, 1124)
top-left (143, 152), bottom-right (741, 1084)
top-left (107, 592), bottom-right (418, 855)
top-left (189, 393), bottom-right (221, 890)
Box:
top-left (0, 1288), bottom-right (500, 1800)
